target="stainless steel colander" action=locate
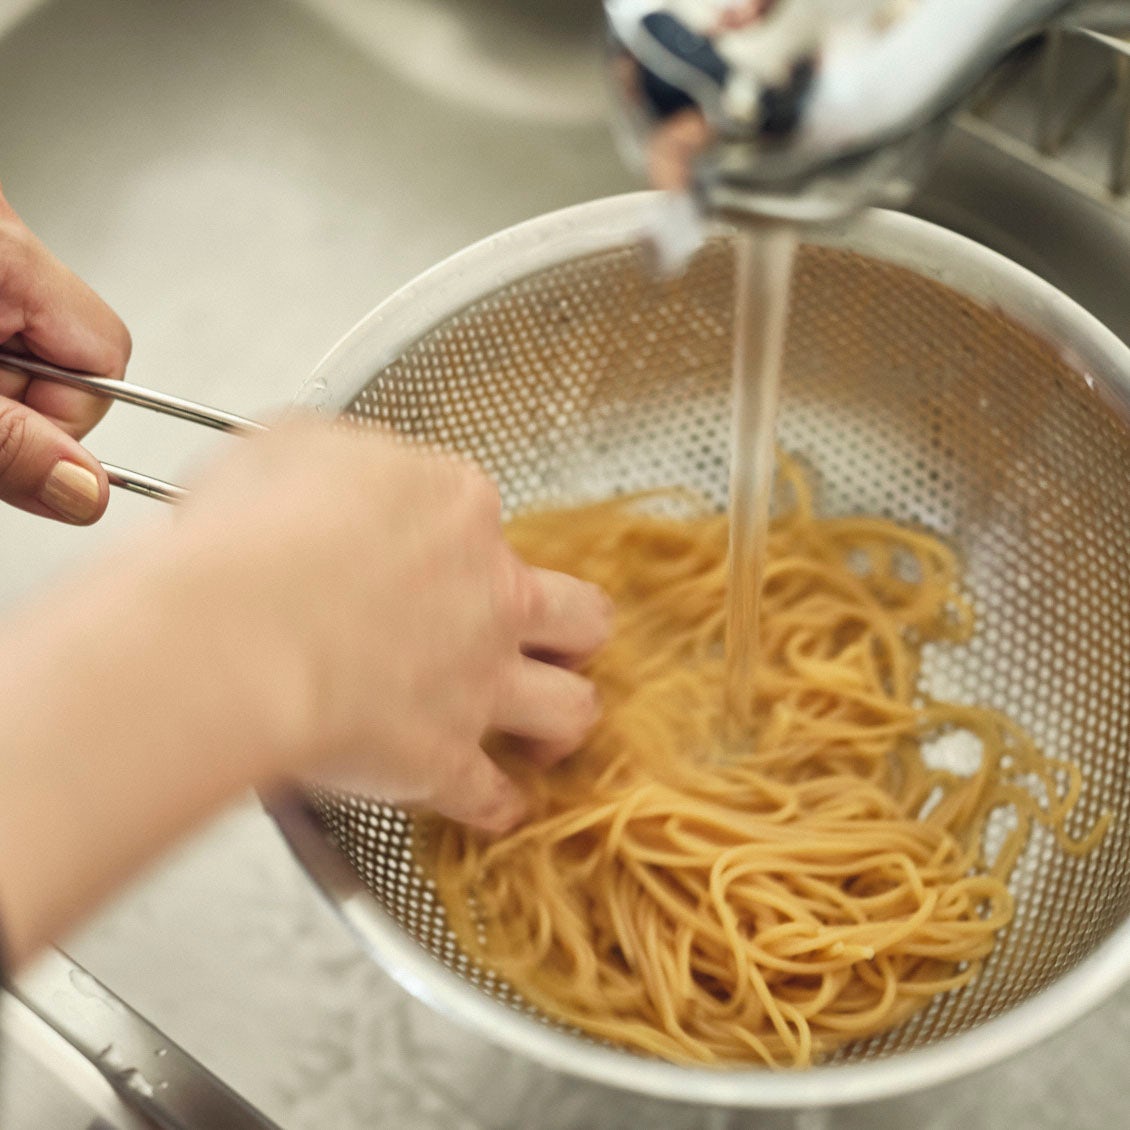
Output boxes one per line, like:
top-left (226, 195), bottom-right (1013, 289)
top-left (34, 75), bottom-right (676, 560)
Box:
top-left (266, 194), bottom-right (1130, 1108)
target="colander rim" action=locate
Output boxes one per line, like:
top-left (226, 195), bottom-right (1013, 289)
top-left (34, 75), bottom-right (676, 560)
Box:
top-left (272, 193), bottom-right (1130, 1107)
top-left (297, 192), bottom-right (1130, 422)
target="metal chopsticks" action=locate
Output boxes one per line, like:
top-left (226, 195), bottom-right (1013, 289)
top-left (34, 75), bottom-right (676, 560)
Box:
top-left (0, 348), bottom-right (267, 504)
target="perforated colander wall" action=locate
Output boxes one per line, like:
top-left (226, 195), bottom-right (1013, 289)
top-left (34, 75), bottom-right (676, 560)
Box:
top-left (310, 236), bottom-right (1130, 1066)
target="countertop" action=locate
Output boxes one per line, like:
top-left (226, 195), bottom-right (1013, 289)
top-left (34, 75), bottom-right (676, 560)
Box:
top-left (0, 1), bottom-right (1127, 1127)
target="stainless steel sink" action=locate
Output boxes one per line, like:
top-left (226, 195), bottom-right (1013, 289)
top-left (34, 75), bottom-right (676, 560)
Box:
top-left (0, 2), bottom-right (1128, 1128)
top-left (1, 992), bottom-right (158, 1130)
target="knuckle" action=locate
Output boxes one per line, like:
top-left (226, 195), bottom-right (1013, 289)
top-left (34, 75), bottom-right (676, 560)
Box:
top-left (500, 558), bottom-right (538, 642)
top-left (515, 564), bottom-right (546, 627)
top-left (0, 219), bottom-right (33, 293)
top-left (84, 305), bottom-right (133, 381)
top-left (109, 321), bottom-right (133, 374)
top-left (0, 400), bottom-right (29, 479)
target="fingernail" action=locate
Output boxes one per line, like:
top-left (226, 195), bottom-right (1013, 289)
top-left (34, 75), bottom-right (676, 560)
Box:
top-left (40, 460), bottom-right (101, 523)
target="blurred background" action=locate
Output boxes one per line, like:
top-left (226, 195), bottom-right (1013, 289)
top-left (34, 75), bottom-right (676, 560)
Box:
top-left (0, 1), bottom-right (1128, 1127)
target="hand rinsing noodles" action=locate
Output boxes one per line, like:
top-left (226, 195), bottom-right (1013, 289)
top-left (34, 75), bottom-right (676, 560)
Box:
top-left (418, 455), bottom-right (1109, 1068)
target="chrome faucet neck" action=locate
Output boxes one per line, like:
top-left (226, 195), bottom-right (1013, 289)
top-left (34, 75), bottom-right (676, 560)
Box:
top-left (605, 0), bottom-right (1100, 223)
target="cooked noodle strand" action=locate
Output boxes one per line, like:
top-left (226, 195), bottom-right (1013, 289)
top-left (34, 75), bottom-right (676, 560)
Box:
top-left (421, 456), bottom-right (1107, 1068)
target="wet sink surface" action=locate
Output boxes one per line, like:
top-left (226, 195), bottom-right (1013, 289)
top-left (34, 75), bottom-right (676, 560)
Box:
top-left (1, 1), bottom-right (1129, 1128)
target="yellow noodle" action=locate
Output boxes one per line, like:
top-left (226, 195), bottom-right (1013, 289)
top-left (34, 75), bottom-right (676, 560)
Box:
top-left (419, 454), bottom-right (1108, 1068)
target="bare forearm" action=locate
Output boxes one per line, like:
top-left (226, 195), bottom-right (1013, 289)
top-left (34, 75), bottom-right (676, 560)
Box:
top-left (0, 537), bottom-right (295, 967)
top-left (0, 425), bottom-right (611, 968)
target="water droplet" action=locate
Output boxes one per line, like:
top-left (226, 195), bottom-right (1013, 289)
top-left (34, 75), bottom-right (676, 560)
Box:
top-left (69, 968), bottom-right (124, 1012)
top-left (69, 968), bottom-right (102, 996)
top-left (122, 1068), bottom-right (155, 1099)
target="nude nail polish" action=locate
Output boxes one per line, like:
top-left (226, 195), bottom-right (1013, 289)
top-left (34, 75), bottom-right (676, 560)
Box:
top-left (40, 460), bottom-right (101, 523)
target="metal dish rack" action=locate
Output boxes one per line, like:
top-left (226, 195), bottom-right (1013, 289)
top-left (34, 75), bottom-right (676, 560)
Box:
top-left (964, 21), bottom-right (1130, 208)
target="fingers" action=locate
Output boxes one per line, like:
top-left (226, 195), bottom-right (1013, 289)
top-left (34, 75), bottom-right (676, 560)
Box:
top-left (485, 561), bottom-right (612, 773)
top-left (493, 656), bottom-right (602, 766)
top-left (0, 397), bottom-right (108, 523)
top-left (429, 558), bottom-right (611, 829)
top-left (521, 567), bottom-right (613, 664)
top-left (0, 202), bottom-right (131, 441)
top-left (428, 748), bottom-right (529, 834)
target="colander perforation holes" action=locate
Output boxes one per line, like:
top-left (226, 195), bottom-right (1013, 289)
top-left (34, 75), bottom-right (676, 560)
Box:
top-left (307, 234), bottom-right (1130, 1070)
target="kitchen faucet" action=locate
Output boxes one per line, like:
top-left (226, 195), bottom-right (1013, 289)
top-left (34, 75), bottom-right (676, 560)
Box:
top-left (604, 0), bottom-right (1127, 224)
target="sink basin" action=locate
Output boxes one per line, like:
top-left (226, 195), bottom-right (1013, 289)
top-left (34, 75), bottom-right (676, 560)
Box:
top-left (0, 993), bottom-right (158, 1130)
top-left (0, 2), bottom-right (1127, 1128)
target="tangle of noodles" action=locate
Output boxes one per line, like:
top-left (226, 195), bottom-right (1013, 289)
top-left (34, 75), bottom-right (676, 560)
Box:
top-left (419, 455), bottom-right (1108, 1068)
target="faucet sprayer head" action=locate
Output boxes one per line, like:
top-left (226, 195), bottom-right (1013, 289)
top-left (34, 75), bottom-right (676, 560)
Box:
top-left (605, 0), bottom-right (1077, 225)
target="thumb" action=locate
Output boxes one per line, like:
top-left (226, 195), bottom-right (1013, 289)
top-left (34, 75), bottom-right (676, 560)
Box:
top-left (0, 397), bottom-right (108, 524)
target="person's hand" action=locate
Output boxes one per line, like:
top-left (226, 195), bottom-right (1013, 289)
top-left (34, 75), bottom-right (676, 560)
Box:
top-left (166, 422), bottom-right (613, 832)
top-left (0, 420), bottom-right (613, 962)
top-left (0, 184), bottom-right (131, 523)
